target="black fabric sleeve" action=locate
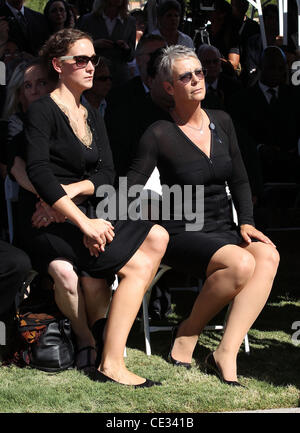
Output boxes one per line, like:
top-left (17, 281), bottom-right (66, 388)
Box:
top-left (87, 107), bottom-right (115, 191)
top-left (25, 101), bottom-right (67, 205)
top-left (225, 114), bottom-right (255, 226)
top-left (126, 126), bottom-right (159, 188)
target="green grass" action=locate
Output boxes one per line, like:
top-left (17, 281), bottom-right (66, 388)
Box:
top-left (0, 230), bottom-right (299, 413)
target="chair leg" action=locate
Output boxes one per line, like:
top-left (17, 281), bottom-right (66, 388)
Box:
top-left (143, 295), bottom-right (152, 356)
top-left (142, 264), bottom-right (172, 355)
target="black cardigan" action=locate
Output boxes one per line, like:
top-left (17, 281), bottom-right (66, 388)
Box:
top-left (25, 95), bottom-right (115, 206)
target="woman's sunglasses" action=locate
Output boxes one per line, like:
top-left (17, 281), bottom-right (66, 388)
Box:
top-left (58, 55), bottom-right (100, 68)
top-left (178, 68), bottom-right (207, 85)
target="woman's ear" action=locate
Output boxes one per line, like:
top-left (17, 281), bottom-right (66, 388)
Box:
top-left (162, 80), bottom-right (174, 96)
top-left (52, 58), bottom-right (62, 75)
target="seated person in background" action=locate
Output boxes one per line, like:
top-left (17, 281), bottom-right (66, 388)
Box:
top-left (229, 46), bottom-right (300, 184)
top-left (82, 57), bottom-right (112, 117)
top-left (203, 0), bottom-right (240, 71)
top-left (43, 0), bottom-right (75, 35)
top-left (127, 8), bottom-right (146, 78)
top-left (150, 0), bottom-right (194, 49)
top-left (2, 59), bottom-right (58, 246)
top-left (231, 0), bottom-right (260, 74)
top-left (0, 0), bottom-right (49, 56)
top-left (126, 45), bottom-right (279, 386)
top-left (0, 237), bottom-right (32, 318)
top-left (77, 0), bottom-right (136, 86)
top-left (243, 4), bottom-right (282, 83)
top-left (104, 34), bottom-right (167, 176)
top-left (197, 44), bottom-right (242, 111)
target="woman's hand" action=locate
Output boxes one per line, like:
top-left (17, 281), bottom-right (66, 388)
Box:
top-left (32, 200), bottom-right (66, 228)
top-left (240, 224), bottom-right (276, 247)
top-left (81, 219), bottom-right (115, 257)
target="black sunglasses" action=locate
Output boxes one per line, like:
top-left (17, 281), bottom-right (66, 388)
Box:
top-left (94, 75), bottom-right (112, 82)
top-left (178, 68), bottom-right (207, 85)
top-left (59, 55), bottom-right (100, 68)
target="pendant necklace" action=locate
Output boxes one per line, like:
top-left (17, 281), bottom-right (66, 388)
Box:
top-left (173, 109), bottom-right (204, 135)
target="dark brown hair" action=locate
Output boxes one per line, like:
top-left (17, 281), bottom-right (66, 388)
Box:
top-left (39, 28), bottom-right (93, 82)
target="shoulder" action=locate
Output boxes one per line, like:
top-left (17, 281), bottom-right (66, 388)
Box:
top-left (26, 95), bottom-right (59, 124)
top-left (125, 15), bottom-right (136, 25)
top-left (24, 6), bottom-right (44, 19)
top-left (145, 119), bottom-right (175, 137)
top-left (27, 95), bottom-right (54, 113)
top-left (178, 31), bottom-right (194, 46)
top-left (205, 108), bottom-right (231, 123)
top-left (205, 109), bottom-right (234, 133)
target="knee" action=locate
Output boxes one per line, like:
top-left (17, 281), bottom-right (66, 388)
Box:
top-left (144, 225), bottom-right (169, 258)
top-left (259, 244), bottom-right (280, 273)
top-left (48, 261), bottom-right (78, 295)
top-left (231, 252), bottom-right (256, 288)
top-left (119, 252), bottom-right (154, 282)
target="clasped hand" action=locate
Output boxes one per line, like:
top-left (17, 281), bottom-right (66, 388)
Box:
top-left (31, 200), bottom-right (66, 228)
top-left (83, 219), bottom-right (115, 257)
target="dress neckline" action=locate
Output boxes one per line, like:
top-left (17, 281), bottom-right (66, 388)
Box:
top-left (50, 93), bottom-right (93, 149)
top-left (172, 108), bottom-right (213, 160)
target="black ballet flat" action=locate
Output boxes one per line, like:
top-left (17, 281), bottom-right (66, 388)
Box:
top-left (168, 323), bottom-right (191, 370)
top-left (92, 370), bottom-right (162, 388)
top-left (91, 318), bottom-right (107, 369)
top-left (204, 352), bottom-right (245, 387)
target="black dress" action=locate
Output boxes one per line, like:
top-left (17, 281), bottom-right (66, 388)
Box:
top-left (127, 109), bottom-right (255, 277)
top-left (21, 95), bottom-right (154, 282)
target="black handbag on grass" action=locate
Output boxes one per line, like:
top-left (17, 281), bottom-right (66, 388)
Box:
top-left (17, 310), bottom-right (74, 372)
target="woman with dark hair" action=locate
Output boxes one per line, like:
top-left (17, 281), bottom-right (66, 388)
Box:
top-left (127, 45), bottom-right (279, 386)
top-left (77, 0), bottom-right (136, 85)
top-left (21, 28), bottom-right (168, 387)
top-left (43, 0), bottom-right (75, 34)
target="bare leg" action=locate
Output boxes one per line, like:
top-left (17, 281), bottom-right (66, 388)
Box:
top-left (81, 276), bottom-right (112, 328)
top-left (99, 225), bottom-right (169, 385)
top-left (171, 244), bottom-right (256, 364)
top-left (48, 260), bottom-right (95, 367)
top-left (214, 242), bottom-right (279, 381)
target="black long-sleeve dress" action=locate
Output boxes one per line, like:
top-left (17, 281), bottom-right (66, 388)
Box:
top-left (127, 109), bottom-right (255, 277)
top-left (20, 95), bottom-right (154, 282)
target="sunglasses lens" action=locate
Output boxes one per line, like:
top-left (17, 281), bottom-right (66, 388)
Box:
top-left (180, 72), bottom-right (192, 84)
top-left (74, 55), bottom-right (100, 67)
top-left (75, 56), bottom-right (88, 67)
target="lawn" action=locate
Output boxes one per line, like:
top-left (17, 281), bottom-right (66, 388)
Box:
top-left (0, 230), bottom-right (299, 414)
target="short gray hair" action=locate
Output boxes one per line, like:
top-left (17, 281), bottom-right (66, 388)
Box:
top-left (158, 45), bottom-right (199, 83)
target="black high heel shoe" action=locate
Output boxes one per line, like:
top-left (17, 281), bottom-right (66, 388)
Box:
top-left (92, 370), bottom-right (162, 388)
top-left (204, 352), bottom-right (245, 387)
top-left (168, 323), bottom-right (191, 370)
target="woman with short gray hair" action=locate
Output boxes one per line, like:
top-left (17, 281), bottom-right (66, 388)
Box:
top-left (127, 44), bottom-right (279, 386)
